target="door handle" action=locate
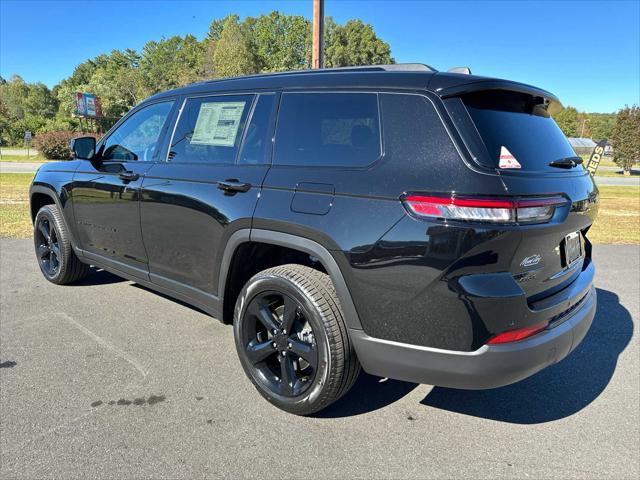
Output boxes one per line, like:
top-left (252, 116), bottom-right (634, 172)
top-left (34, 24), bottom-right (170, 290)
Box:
top-left (119, 171), bottom-right (140, 182)
top-left (217, 179), bottom-right (251, 194)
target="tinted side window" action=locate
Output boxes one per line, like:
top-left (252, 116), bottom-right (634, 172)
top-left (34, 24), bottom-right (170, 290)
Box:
top-left (101, 101), bottom-right (174, 161)
top-left (380, 93), bottom-right (449, 162)
top-left (274, 93), bottom-right (381, 167)
top-left (239, 94), bottom-right (276, 165)
top-left (169, 95), bottom-right (253, 164)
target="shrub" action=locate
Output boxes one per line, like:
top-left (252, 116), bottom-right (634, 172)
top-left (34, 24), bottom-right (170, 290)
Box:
top-left (33, 131), bottom-right (101, 160)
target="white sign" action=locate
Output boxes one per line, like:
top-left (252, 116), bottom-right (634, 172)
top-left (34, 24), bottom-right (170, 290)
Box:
top-left (498, 145), bottom-right (521, 169)
top-left (191, 101), bottom-right (246, 147)
top-left (85, 96), bottom-right (97, 117)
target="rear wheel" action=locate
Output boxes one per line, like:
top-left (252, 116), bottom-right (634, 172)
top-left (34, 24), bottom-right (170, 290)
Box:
top-left (233, 264), bottom-right (360, 415)
top-left (34, 204), bottom-right (89, 284)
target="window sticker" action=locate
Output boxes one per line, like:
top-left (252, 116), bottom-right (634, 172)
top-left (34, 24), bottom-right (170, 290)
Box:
top-left (191, 101), bottom-right (246, 147)
top-left (498, 145), bottom-right (521, 169)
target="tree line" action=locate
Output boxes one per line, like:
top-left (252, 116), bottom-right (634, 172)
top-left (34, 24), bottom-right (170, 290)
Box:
top-left (552, 106), bottom-right (616, 140)
top-left (0, 11), bottom-right (392, 145)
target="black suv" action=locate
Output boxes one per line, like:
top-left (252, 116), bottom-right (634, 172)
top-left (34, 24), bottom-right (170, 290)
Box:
top-left (30, 65), bottom-right (598, 415)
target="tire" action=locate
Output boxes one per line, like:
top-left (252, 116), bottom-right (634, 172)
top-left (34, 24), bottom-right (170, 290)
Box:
top-left (233, 264), bottom-right (361, 415)
top-left (33, 204), bottom-right (89, 285)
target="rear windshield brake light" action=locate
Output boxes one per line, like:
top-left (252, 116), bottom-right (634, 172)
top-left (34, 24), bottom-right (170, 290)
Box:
top-left (402, 194), bottom-right (567, 224)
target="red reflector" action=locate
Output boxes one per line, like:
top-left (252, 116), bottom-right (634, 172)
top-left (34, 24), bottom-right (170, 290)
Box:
top-left (487, 321), bottom-right (549, 345)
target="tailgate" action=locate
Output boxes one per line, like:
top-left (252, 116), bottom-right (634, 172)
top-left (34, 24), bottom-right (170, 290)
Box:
top-left (443, 85), bottom-right (599, 301)
top-left (499, 170), bottom-right (598, 300)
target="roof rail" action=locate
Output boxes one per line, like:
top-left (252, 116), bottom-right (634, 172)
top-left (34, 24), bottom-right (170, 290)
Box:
top-left (323, 63), bottom-right (437, 73)
top-left (200, 63), bottom-right (437, 86)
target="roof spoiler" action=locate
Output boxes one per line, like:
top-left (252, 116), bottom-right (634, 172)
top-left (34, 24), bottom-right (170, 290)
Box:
top-left (434, 79), bottom-right (560, 104)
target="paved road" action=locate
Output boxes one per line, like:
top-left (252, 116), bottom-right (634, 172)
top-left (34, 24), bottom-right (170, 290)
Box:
top-left (1, 239), bottom-right (638, 479)
top-left (594, 175), bottom-right (640, 186)
top-left (0, 162), bottom-right (45, 174)
top-left (0, 148), bottom-right (39, 156)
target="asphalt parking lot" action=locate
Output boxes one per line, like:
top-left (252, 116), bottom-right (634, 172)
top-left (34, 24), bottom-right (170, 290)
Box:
top-left (1, 239), bottom-right (638, 479)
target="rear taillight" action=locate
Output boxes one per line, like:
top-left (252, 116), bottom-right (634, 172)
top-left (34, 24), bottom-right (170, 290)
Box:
top-left (402, 194), bottom-right (567, 224)
top-left (487, 321), bottom-right (549, 344)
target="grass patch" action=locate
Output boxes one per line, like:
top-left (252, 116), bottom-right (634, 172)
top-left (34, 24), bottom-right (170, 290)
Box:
top-left (590, 186), bottom-right (640, 244)
top-left (0, 173), bottom-right (638, 244)
top-left (598, 157), bottom-right (618, 168)
top-left (0, 173), bottom-right (34, 238)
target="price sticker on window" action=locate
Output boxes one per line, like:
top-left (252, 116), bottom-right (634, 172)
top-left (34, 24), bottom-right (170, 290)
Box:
top-left (191, 101), bottom-right (246, 147)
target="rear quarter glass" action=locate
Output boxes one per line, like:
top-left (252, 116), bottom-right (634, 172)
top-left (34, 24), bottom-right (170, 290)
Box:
top-left (448, 90), bottom-right (579, 173)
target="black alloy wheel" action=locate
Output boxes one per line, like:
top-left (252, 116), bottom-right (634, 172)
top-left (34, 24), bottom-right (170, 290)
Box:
top-left (33, 204), bottom-right (89, 284)
top-left (241, 291), bottom-right (318, 397)
top-left (35, 216), bottom-right (61, 277)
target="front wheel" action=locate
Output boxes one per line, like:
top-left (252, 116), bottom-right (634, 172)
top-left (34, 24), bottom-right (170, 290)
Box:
top-left (233, 264), bottom-right (360, 415)
top-left (34, 204), bottom-right (89, 284)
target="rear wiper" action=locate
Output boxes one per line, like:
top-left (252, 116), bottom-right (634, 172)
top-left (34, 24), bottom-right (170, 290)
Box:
top-left (548, 156), bottom-right (583, 168)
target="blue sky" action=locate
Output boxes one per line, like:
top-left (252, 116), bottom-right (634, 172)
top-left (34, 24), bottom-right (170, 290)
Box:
top-left (1, 0), bottom-right (638, 112)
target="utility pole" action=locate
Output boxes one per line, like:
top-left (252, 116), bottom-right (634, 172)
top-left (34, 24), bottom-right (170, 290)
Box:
top-left (312, 0), bottom-right (324, 69)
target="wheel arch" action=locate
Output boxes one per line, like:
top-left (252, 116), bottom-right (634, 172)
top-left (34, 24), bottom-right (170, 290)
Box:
top-left (218, 229), bottom-right (362, 330)
top-left (30, 185), bottom-right (80, 253)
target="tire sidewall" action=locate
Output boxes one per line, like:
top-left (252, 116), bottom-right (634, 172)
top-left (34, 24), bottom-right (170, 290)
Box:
top-left (233, 273), bottom-right (332, 413)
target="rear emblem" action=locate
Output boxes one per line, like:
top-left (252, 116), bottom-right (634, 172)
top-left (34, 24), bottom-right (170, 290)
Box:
top-left (520, 254), bottom-right (542, 267)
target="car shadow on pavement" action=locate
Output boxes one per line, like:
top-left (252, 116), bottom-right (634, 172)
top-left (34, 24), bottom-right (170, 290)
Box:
top-left (130, 283), bottom-right (210, 316)
top-left (313, 373), bottom-right (418, 418)
top-left (419, 288), bottom-right (633, 424)
top-left (71, 268), bottom-right (127, 287)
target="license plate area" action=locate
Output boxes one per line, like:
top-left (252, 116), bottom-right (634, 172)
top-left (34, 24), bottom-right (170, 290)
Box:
top-left (562, 231), bottom-right (582, 267)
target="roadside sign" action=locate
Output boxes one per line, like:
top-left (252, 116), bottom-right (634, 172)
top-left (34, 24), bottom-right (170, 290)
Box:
top-left (75, 92), bottom-right (103, 118)
top-left (24, 131), bottom-right (33, 160)
top-left (75, 92), bottom-right (86, 116)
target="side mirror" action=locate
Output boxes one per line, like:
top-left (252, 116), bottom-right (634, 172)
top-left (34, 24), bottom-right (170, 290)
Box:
top-left (69, 136), bottom-right (96, 160)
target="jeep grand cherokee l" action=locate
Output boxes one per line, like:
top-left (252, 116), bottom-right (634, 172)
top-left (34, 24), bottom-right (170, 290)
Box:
top-left (30, 64), bottom-right (598, 415)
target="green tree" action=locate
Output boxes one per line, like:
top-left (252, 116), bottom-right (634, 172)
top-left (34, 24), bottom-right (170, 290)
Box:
top-left (212, 16), bottom-right (258, 78)
top-left (139, 35), bottom-right (205, 97)
top-left (324, 18), bottom-right (393, 67)
top-left (1, 75), bottom-right (29, 119)
top-left (249, 12), bottom-right (311, 71)
top-left (553, 106), bottom-right (579, 137)
top-left (24, 83), bottom-right (58, 118)
top-left (0, 75), bottom-right (57, 144)
top-left (610, 105), bottom-right (640, 175)
top-left (87, 49), bottom-right (144, 121)
top-left (587, 112), bottom-right (616, 141)
top-left (207, 14), bottom-right (238, 41)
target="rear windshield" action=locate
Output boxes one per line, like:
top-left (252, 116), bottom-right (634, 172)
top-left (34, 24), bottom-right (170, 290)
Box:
top-left (461, 90), bottom-right (577, 171)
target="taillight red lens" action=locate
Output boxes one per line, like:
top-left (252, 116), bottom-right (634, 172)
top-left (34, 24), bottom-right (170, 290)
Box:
top-left (486, 321), bottom-right (549, 344)
top-left (402, 194), bottom-right (566, 224)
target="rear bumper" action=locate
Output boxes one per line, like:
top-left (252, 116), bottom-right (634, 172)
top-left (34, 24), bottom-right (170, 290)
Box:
top-left (350, 284), bottom-right (596, 389)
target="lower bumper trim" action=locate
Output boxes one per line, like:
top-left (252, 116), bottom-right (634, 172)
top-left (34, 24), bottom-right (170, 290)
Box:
top-left (350, 285), bottom-right (596, 390)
